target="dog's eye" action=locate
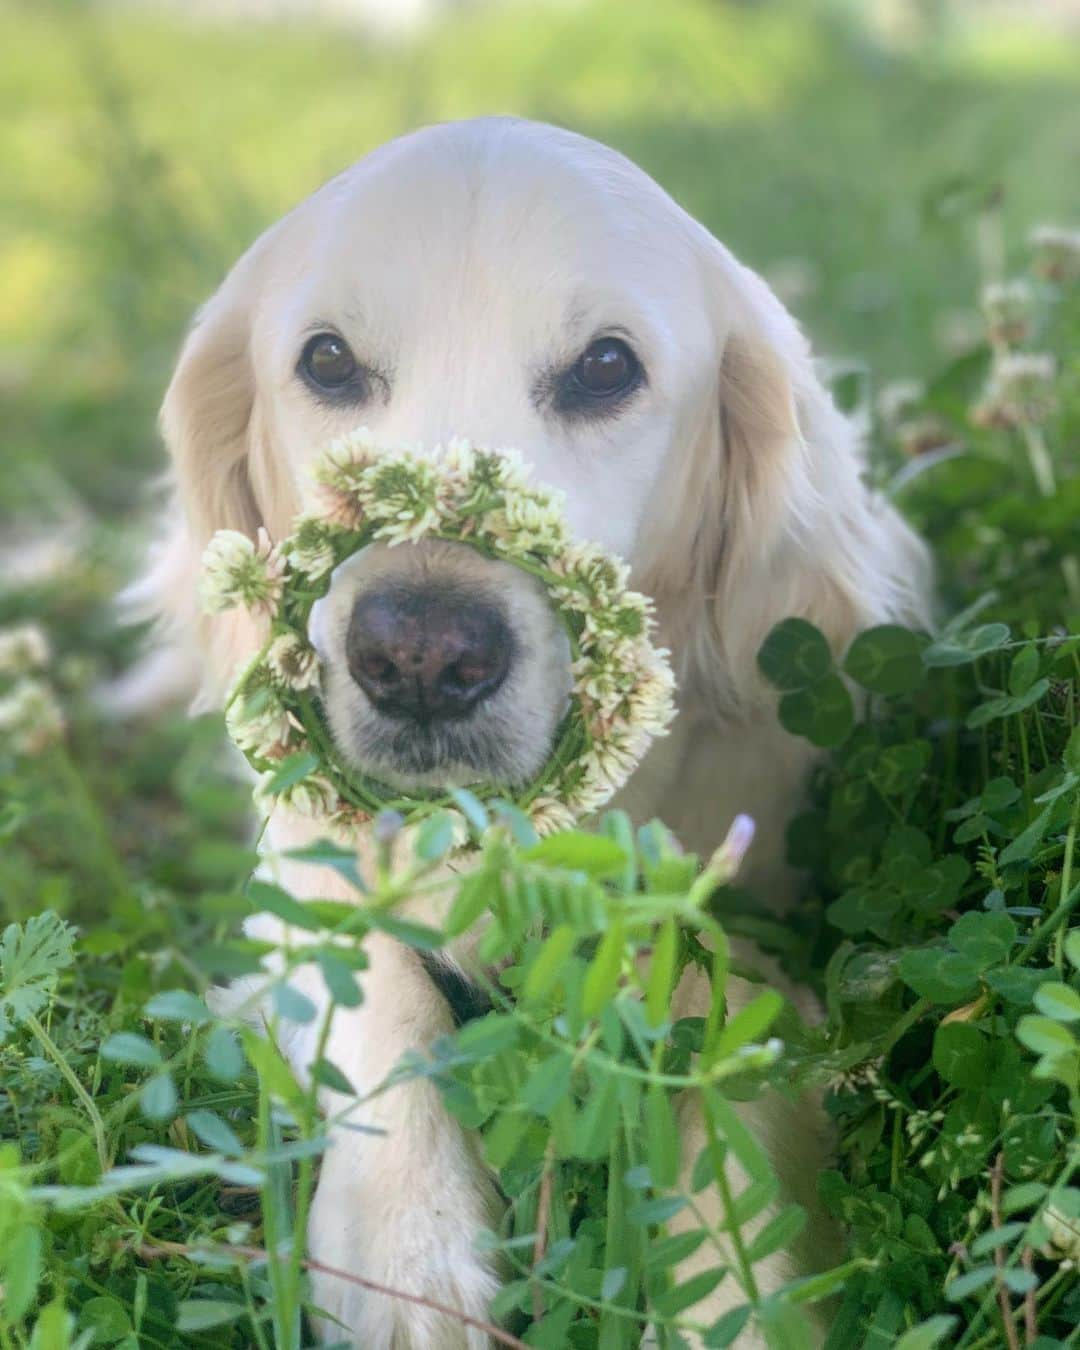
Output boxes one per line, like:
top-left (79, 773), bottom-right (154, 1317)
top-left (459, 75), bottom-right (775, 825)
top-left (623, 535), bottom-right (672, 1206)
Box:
top-left (299, 333), bottom-right (366, 397)
top-left (555, 337), bottom-right (643, 417)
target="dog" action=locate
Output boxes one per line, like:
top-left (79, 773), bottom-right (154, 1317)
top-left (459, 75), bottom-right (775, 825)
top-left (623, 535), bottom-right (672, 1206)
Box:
top-left (133, 117), bottom-right (930, 1346)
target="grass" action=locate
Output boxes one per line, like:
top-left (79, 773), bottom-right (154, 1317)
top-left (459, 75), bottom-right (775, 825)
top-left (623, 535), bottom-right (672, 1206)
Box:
top-left (2, 1), bottom-right (1080, 1346)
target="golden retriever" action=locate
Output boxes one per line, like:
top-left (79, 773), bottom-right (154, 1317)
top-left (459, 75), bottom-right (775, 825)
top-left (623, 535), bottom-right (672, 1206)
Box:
top-left (134, 118), bottom-right (930, 1347)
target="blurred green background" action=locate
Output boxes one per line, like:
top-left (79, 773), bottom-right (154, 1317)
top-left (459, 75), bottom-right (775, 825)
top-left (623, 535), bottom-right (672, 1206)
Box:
top-left (3, 0), bottom-right (1080, 541)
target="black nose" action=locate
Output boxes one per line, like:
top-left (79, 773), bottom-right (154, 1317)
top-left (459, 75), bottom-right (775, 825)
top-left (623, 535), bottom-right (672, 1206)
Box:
top-left (346, 587), bottom-right (513, 723)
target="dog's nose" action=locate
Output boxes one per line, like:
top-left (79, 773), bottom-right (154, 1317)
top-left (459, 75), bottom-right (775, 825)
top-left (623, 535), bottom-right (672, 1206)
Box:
top-left (346, 587), bottom-right (513, 723)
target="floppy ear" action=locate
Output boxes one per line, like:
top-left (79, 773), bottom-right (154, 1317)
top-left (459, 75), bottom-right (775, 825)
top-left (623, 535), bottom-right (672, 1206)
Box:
top-left (640, 238), bottom-right (930, 717)
top-left (122, 237), bottom-right (299, 709)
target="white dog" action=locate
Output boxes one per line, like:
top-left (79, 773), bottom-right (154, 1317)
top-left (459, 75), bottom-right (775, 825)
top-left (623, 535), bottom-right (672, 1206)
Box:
top-left (135, 118), bottom-right (930, 1346)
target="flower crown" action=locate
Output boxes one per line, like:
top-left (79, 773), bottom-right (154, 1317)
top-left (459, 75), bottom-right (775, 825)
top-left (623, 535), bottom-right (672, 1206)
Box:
top-left (200, 431), bottom-right (676, 838)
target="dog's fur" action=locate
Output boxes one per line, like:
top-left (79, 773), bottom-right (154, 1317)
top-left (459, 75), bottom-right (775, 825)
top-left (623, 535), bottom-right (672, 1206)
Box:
top-left (133, 118), bottom-right (931, 1346)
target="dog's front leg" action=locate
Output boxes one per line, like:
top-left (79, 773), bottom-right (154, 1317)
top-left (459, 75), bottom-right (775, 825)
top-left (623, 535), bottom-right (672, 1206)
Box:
top-left (295, 934), bottom-right (502, 1349)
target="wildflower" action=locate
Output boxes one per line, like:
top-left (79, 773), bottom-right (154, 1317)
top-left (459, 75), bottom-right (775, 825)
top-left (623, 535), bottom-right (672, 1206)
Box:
top-left (1030, 224), bottom-right (1080, 284)
top-left (971, 352), bottom-right (1056, 429)
top-left (267, 633), bottom-right (320, 690)
top-left (255, 769), bottom-right (339, 819)
top-left (0, 623), bottom-right (50, 677)
top-left (980, 278), bottom-right (1034, 345)
top-left (225, 686), bottom-right (297, 758)
top-left (200, 528), bottom-right (284, 616)
top-left (287, 516), bottom-right (341, 581)
top-left (0, 677), bottom-right (65, 754)
top-left (1042, 1198), bottom-right (1080, 1263)
top-left (527, 796), bottom-right (578, 835)
top-left (311, 426), bottom-right (381, 526)
top-left (367, 453), bottom-right (442, 545)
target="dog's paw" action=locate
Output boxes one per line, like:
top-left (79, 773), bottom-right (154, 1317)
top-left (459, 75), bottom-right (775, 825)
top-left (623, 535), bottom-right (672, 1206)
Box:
top-left (307, 1179), bottom-right (501, 1349)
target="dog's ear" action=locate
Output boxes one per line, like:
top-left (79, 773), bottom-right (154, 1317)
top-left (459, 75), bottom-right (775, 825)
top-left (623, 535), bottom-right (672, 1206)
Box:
top-left (122, 234), bottom-right (298, 709)
top-left (640, 236), bottom-right (930, 716)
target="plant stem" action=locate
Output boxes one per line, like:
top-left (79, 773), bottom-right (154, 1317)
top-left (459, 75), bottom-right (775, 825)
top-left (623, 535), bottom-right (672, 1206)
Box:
top-left (25, 1011), bottom-right (109, 1171)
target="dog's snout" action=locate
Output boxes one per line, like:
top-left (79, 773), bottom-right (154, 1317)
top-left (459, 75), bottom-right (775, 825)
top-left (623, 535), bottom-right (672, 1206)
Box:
top-left (346, 587), bottom-right (513, 724)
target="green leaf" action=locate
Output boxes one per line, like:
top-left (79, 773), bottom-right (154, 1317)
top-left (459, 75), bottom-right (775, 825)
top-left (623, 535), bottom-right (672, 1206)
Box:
top-left (78, 1296), bottom-right (132, 1344)
top-left (1016, 1014), bottom-right (1076, 1057)
top-left (524, 925), bottom-right (578, 1002)
top-left (519, 1053), bottom-right (573, 1115)
top-left (314, 950), bottom-right (362, 1007)
top-left (970, 1223), bottom-right (1027, 1257)
top-left (711, 989), bottom-right (784, 1061)
top-left (946, 1265), bottom-right (997, 1301)
top-left (312, 1057), bottom-right (355, 1094)
top-left (932, 1023), bottom-right (988, 1088)
top-left (653, 1266), bottom-right (725, 1318)
top-left (144, 989), bottom-right (212, 1024)
top-left (283, 839), bottom-right (366, 891)
top-left (948, 911), bottom-right (1016, 968)
top-left (449, 787), bottom-right (488, 834)
top-left (2, 1221), bottom-right (42, 1322)
top-left (1066, 930), bottom-right (1080, 971)
top-left (844, 625), bottom-right (925, 695)
top-left (272, 982), bottom-right (318, 1024)
top-left (186, 1109), bottom-right (244, 1156)
top-left (1033, 981), bottom-right (1080, 1022)
top-left (582, 918), bottom-right (625, 1017)
top-left (416, 811), bottom-right (454, 862)
top-left (999, 805), bottom-right (1052, 866)
top-left (705, 1305), bottom-right (752, 1348)
top-left (893, 1316), bottom-right (958, 1350)
top-left (1065, 725), bottom-right (1080, 776)
top-left (898, 948), bottom-right (980, 1004)
top-left (140, 1072), bottom-right (177, 1121)
top-left (246, 880), bottom-right (324, 931)
top-left (746, 1204), bottom-right (807, 1263)
top-left (523, 832), bottom-right (629, 877)
top-left (175, 1301), bottom-right (247, 1332)
top-left (101, 1032), bottom-right (162, 1068)
top-left (923, 623), bottom-right (1011, 667)
top-left (778, 674), bottom-right (855, 748)
top-left (0, 912), bottom-right (77, 1041)
top-left (757, 618), bottom-right (833, 691)
top-left (261, 751), bottom-right (320, 795)
top-left (645, 918), bottom-right (678, 1027)
top-left (205, 1026), bottom-right (245, 1082)
top-left (1008, 644), bottom-right (1040, 696)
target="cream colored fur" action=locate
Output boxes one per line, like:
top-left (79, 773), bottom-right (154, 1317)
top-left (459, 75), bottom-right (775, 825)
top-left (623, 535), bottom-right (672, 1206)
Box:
top-left (134, 118), bottom-right (931, 1347)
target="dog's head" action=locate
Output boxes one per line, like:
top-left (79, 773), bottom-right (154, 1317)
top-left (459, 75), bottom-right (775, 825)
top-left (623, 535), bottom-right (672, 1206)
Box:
top-left (142, 118), bottom-right (926, 795)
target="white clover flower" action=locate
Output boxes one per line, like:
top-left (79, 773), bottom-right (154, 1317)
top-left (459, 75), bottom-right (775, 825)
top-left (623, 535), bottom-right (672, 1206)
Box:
top-left (367, 452), bottom-right (443, 545)
top-left (281, 773), bottom-right (341, 818)
top-left (200, 528), bottom-right (284, 616)
top-left (0, 677), bottom-right (65, 755)
top-left (312, 426), bottom-right (381, 526)
top-left (549, 542), bottom-right (631, 607)
top-left (1031, 224), bottom-right (1080, 284)
top-left (980, 278), bottom-right (1034, 345)
top-left (0, 623), bottom-right (50, 678)
top-left (1043, 1201), bottom-right (1080, 1263)
top-left (225, 687), bottom-right (296, 757)
top-left (286, 516), bottom-right (342, 581)
top-left (527, 795), bottom-right (578, 835)
top-left (267, 633), bottom-right (320, 690)
top-left (972, 352), bottom-right (1057, 428)
top-left (487, 490), bottom-right (569, 556)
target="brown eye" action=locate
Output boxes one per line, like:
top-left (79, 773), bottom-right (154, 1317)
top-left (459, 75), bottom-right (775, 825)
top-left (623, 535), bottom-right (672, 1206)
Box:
top-left (571, 337), bottom-right (639, 397)
top-left (300, 332), bottom-right (359, 390)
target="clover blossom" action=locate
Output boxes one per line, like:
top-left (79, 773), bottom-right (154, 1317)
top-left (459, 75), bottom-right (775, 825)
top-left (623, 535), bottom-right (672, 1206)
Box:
top-left (200, 527), bottom-right (284, 616)
top-left (1031, 224), bottom-right (1080, 284)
